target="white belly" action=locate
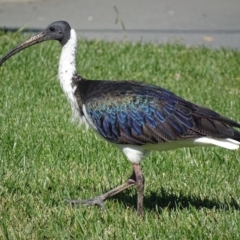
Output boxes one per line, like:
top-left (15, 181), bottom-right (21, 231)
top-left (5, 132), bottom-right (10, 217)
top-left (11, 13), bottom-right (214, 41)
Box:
top-left (116, 137), bottom-right (240, 164)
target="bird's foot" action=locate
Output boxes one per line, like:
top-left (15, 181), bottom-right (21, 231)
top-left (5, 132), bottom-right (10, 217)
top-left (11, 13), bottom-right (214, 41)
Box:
top-left (64, 196), bottom-right (105, 210)
top-left (64, 178), bottom-right (136, 210)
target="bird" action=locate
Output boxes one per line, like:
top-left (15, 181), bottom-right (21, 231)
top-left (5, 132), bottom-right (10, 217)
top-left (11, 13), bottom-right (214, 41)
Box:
top-left (0, 21), bottom-right (240, 216)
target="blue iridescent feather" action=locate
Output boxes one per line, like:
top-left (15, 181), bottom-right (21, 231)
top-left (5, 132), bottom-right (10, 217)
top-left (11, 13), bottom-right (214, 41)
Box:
top-left (71, 78), bottom-right (240, 145)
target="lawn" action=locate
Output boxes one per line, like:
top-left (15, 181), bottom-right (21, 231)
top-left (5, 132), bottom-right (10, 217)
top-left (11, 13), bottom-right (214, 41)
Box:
top-left (0, 31), bottom-right (240, 239)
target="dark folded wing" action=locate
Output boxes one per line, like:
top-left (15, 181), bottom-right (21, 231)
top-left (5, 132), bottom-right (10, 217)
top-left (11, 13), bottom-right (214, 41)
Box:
top-left (84, 89), bottom-right (240, 145)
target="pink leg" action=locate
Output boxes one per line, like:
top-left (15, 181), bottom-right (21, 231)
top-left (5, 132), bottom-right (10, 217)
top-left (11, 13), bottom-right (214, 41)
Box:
top-left (133, 164), bottom-right (144, 216)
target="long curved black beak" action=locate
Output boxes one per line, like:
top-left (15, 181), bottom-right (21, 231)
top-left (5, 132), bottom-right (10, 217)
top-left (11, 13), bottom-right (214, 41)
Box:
top-left (0, 31), bottom-right (48, 66)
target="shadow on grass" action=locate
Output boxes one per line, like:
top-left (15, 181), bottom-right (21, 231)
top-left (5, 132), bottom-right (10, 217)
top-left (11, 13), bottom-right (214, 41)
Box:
top-left (112, 187), bottom-right (240, 213)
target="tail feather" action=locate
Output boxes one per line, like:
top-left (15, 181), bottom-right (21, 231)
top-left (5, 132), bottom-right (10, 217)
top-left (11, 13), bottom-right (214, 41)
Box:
top-left (194, 137), bottom-right (240, 150)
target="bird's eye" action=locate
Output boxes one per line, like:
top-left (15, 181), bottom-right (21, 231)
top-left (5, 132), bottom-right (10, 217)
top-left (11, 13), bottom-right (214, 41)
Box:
top-left (49, 26), bottom-right (55, 32)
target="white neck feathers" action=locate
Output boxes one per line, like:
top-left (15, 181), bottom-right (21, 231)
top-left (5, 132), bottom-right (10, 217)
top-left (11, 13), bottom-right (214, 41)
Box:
top-left (58, 29), bottom-right (77, 93)
top-left (58, 29), bottom-right (86, 125)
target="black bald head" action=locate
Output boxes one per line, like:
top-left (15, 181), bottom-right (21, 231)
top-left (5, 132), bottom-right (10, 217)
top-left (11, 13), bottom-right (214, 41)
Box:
top-left (44, 21), bottom-right (71, 46)
top-left (0, 21), bottom-right (72, 66)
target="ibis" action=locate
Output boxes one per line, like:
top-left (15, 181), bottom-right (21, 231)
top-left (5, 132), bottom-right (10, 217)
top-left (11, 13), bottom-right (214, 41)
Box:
top-left (0, 21), bottom-right (240, 216)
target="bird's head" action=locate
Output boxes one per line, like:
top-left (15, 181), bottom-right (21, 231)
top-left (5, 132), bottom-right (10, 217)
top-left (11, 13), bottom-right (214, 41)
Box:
top-left (43, 21), bottom-right (71, 46)
top-left (0, 21), bottom-right (72, 65)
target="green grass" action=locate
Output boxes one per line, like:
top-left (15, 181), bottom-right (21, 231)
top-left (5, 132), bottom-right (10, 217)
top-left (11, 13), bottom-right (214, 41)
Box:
top-left (0, 31), bottom-right (240, 239)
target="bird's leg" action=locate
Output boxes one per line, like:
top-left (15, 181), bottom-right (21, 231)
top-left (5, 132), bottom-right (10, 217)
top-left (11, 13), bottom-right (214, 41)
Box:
top-left (132, 164), bottom-right (144, 216)
top-left (65, 164), bottom-right (145, 215)
top-left (64, 171), bottom-right (136, 209)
